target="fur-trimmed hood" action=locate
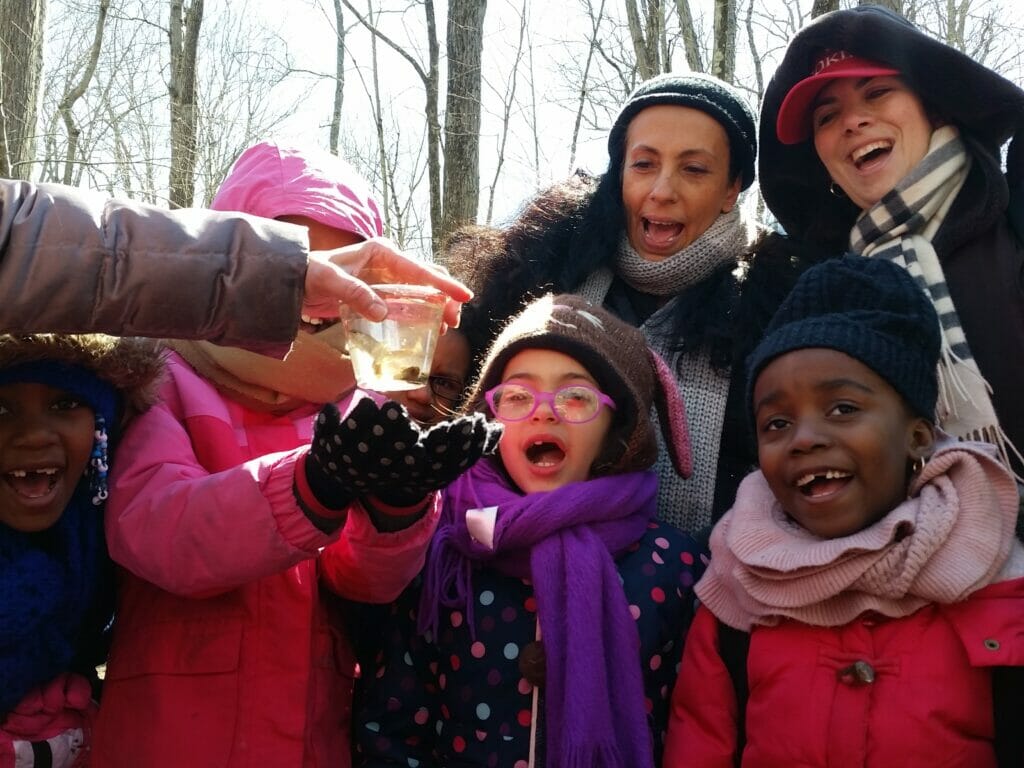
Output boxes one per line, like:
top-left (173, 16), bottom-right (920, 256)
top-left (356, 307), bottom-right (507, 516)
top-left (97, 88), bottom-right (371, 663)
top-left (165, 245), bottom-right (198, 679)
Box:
top-left (0, 334), bottom-right (165, 425)
top-left (759, 5), bottom-right (1024, 250)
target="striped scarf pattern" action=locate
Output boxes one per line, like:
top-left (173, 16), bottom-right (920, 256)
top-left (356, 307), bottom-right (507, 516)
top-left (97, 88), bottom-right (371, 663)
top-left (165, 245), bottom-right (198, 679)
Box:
top-left (850, 125), bottom-right (1022, 475)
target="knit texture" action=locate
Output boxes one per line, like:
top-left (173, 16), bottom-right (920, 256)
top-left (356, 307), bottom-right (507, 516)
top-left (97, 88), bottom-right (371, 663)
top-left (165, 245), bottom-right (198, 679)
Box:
top-left (419, 459), bottom-right (659, 768)
top-left (697, 441), bottom-right (1023, 630)
top-left (608, 72), bottom-right (757, 190)
top-left (467, 294), bottom-right (692, 479)
top-left (746, 254), bottom-right (941, 421)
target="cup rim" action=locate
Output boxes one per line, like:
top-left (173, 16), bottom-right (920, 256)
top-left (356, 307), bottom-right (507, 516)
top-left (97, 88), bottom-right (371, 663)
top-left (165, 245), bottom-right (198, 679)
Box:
top-left (367, 283), bottom-right (446, 302)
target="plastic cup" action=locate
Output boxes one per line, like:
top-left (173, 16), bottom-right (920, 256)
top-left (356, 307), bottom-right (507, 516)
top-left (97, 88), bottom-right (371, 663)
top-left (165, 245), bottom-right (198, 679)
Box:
top-left (341, 284), bottom-right (445, 391)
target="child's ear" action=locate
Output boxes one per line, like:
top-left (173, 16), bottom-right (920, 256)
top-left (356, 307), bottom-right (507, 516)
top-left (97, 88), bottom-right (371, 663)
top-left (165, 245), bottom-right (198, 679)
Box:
top-left (907, 417), bottom-right (936, 462)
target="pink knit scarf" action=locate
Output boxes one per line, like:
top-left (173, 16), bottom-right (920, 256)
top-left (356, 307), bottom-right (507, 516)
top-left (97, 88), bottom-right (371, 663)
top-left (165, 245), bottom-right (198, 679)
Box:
top-left (697, 442), bottom-right (1022, 630)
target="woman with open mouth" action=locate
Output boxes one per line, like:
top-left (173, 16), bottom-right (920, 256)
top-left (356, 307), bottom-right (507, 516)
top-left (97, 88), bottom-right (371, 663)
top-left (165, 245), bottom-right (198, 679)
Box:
top-left (759, 4), bottom-right (1024, 481)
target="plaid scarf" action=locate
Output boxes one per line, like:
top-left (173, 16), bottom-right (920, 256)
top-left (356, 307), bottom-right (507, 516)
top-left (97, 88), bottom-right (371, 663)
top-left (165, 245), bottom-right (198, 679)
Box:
top-left (850, 125), bottom-right (1022, 476)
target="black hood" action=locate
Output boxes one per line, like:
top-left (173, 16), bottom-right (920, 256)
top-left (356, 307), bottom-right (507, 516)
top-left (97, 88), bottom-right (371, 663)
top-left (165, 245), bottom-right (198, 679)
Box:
top-left (758, 4), bottom-right (1024, 250)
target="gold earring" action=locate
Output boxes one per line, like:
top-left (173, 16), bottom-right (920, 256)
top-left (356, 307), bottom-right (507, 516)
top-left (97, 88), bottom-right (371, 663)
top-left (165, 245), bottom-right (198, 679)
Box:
top-left (910, 456), bottom-right (927, 475)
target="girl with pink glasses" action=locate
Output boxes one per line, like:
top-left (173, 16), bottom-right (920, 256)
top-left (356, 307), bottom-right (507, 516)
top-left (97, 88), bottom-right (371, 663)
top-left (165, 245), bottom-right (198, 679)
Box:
top-left (345, 293), bottom-right (706, 768)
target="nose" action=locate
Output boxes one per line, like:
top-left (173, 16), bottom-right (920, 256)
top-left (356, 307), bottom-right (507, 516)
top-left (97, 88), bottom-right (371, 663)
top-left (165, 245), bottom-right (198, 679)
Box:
top-left (648, 170), bottom-right (679, 202)
top-left (10, 417), bottom-right (60, 449)
top-left (530, 398), bottom-right (559, 423)
top-left (840, 107), bottom-right (871, 133)
top-left (405, 385), bottom-right (432, 406)
top-left (788, 418), bottom-right (831, 454)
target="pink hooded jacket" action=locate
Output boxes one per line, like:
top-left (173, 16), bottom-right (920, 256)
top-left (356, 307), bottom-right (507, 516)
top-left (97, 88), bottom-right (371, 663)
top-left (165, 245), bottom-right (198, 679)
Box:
top-left (91, 143), bottom-right (433, 768)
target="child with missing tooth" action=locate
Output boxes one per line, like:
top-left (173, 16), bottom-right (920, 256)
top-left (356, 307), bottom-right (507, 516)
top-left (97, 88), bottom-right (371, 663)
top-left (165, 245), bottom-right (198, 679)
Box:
top-left (0, 334), bottom-right (162, 768)
top-left (665, 255), bottom-right (1024, 767)
top-left (91, 142), bottom-right (498, 768)
top-left (349, 294), bottom-right (706, 768)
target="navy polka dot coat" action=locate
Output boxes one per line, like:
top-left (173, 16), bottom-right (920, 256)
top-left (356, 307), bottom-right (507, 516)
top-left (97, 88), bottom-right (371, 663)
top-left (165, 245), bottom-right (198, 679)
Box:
top-left (347, 520), bottom-right (705, 767)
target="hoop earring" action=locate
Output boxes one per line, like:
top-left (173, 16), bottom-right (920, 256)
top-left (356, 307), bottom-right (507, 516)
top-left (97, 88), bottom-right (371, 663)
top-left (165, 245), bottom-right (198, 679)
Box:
top-left (910, 455), bottom-right (927, 476)
top-left (829, 180), bottom-right (846, 198)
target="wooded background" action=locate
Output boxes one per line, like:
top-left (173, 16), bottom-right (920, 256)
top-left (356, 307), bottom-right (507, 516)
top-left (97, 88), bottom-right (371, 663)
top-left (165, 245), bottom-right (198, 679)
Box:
top-left (1, 0), bottom-right (1021, 257)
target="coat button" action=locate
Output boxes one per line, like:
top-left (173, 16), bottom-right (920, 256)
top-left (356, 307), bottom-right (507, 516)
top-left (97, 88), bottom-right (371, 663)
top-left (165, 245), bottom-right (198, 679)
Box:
top-left (984, 638), bottom-right (1001, 651)
top-left (837, 660), bottom-right (876, 685)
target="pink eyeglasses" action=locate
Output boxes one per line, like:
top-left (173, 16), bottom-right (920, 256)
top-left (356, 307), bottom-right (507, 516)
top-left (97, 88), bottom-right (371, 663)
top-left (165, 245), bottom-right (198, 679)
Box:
top-left (484, 382), bottom-right (616, 424)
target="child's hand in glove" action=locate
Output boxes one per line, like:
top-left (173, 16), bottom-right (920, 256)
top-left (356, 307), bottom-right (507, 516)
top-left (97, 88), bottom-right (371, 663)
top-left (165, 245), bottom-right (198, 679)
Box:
top-left (303, 397), bottom-right (502, 511)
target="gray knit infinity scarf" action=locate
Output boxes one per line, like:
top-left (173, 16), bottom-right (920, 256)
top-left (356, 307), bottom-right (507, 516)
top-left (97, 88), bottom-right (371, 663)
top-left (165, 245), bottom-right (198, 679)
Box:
top-left (615, 205), bottom-right (749, 296)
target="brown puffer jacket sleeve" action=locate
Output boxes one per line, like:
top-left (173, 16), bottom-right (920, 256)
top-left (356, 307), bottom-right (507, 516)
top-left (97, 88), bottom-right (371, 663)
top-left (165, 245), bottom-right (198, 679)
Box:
top-left (0, 178), bottom-right (306, 357)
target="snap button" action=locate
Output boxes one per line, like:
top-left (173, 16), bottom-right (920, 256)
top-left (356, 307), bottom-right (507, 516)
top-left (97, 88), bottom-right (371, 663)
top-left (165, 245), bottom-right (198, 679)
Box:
top-left (984, 638), bottom-right (1001, 651)
top-left (837, 660), bottom-right (876, 685)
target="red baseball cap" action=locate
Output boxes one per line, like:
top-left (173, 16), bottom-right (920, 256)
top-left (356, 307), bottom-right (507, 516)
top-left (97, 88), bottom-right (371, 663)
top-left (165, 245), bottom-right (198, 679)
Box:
top-left (775, 51), bottom-right (900, 145)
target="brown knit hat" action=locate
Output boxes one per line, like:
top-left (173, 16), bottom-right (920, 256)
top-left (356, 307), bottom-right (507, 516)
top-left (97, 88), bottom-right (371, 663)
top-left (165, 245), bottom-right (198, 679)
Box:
top-left (466, 294), bottom-right (692, 477)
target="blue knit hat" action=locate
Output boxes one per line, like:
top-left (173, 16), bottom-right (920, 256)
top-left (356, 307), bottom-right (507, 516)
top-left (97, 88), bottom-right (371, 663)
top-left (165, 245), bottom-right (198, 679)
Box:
top-left (608, 72), bottom-right (757, 190)
top-left (746, 255), bottom-right (941, 420)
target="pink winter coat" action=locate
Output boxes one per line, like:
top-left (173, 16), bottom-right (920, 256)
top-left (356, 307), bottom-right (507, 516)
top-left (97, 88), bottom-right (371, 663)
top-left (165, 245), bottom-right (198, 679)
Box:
top-left (665, 576), bottom-right (1024, 767)
top-left (91, 353), bottom-right (439, 768)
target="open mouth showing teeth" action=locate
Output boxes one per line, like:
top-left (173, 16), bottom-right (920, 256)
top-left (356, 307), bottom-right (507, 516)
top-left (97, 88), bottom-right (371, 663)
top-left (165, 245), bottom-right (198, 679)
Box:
top-left (852, 141), bottom-right (892, 169)
top-left (643, 218), bottom-right (684, 243)
top-left (5, 468), bottom-right (60, 499)
top-left (526, 441), bottom-right (565, 467)
top-left (795, 469), bottom-right (852, 497)
top-left (299, 315), bottom-right (339, 334)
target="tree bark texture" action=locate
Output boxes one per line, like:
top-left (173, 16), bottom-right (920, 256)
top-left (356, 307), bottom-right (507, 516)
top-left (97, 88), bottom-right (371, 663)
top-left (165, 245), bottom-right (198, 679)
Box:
top-left (440, 0), bottom-right (487, 244)
top-left (711, 0), bottom-right (736, 83)
top-left (330, 0), bottom-right (345, 155)
top-left (58, 0), bottom-right (109, 185)
top-left (811, 0), bottom-right (840, 16)
top-left (168, 0), bottom-right (204, 208)
top-left (674, 0), bottom-right (703, 72)
top-left (0, 0), bottom-right (47, 179)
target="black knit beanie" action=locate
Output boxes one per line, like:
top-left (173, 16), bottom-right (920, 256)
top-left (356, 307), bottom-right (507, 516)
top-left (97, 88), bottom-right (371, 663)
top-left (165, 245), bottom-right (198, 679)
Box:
top-left (466, 294), bottom-right (692, 478)
top-left (608, 72), bottom-right (757, 190)
top-left (745, 255), bottom-right (941, 420)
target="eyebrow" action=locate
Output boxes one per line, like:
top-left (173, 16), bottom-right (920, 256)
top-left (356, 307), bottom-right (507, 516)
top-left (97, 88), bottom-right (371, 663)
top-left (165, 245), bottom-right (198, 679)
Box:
top-left (627, 144), bottom-right (717, 161)
top-left (503, 370), bottom-right (598, 386)
top-left (753, 377), bottom-right (875, 413)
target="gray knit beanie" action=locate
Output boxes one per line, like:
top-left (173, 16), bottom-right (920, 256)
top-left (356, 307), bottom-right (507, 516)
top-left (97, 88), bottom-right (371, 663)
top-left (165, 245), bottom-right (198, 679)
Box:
top-left (467, 294), bottom-right (692, 478)
top-left (746, 255), bottom-right (941, 420)
top-left (608, 72), bottom-right (757, 190)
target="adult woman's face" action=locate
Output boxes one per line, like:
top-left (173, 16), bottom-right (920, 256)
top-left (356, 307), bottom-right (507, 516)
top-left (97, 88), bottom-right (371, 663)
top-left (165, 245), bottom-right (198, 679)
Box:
top-left (811, 76), bottom-right (934, 210)
top-left (621, 105), bottom-right (740, 262)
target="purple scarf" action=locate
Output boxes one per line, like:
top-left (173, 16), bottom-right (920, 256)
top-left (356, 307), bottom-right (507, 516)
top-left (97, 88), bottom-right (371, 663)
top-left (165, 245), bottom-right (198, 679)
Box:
top-left (419, 458), bottom-right (658, 767)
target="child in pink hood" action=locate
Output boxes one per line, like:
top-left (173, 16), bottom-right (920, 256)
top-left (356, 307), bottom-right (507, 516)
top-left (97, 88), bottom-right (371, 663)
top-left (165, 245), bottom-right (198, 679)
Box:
top-left (91, 142), bottom-right (498, 768)
top-left (665, 255), bottom-right (1024, 768)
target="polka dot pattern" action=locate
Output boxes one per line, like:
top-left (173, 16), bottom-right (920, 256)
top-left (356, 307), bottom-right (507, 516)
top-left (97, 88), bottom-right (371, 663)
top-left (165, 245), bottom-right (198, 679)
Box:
top-left (350, 521), bottom-right (706, 767)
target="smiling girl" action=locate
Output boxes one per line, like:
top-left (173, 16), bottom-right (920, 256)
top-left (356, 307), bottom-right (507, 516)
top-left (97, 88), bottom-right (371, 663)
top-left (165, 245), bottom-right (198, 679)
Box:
top-left (665, 256), bottom-right (1024, 768)
top-left (349, 294), bottom-right (705, 768)
top-left (0, 334), bottom-right (162, 768)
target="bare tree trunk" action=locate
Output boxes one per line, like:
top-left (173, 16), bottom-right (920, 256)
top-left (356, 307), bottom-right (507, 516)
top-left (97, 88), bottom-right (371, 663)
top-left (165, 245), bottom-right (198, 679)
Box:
top-left (424, 0), bottom-right (442, 251)
top-left (710, 0), bottom-right (736, 82)
top-left (486, 0), bottom-right (526, 223)
top-left (860, 0), bottom-right (900, 11)
top-left (330, 0), bottom-right (345, 155)
top-left (58, 0), bottom-right (109, 185)
top-left (0, 0), bottom-right (47, 179)
top-left (624, 0), bottom-right (661, 79)
top-left (440, 0), bottom-right (487, 240)
top-left (168, 0), bottom-right (204, 208)
top-left (366, 0), bottom-right (391, 234)
top-left (569, 0), bottom-right (606, 172)
top-left (674, 0), bottom-right (703, 72)
top-left (812, 0), bottom-right (840, 16)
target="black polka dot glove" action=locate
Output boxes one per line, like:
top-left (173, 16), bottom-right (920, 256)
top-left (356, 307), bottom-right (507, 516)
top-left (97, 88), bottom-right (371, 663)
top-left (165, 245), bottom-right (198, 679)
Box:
top-left (303, 397), bottom-right (503, 512)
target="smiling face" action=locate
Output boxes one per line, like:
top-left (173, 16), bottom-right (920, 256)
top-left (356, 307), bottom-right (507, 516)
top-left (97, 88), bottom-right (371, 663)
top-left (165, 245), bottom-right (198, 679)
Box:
top-left (495, 348), bottom-right (614, 494)
top-left (752, 348), bottom-right (934, 539)
top-left (621, 105), bottom-right (741, 261)
top-left (0, 382), bottom-right (96, 533)
top-left (811, 76), bottom-right (934, 210)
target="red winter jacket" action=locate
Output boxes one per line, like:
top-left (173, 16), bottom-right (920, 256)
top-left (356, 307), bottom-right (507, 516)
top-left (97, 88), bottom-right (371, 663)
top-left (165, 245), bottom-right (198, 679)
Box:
top-left (91, 355), bottom-right (439, 768)
top-left (665, 577), bottom-right (1024, 767)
